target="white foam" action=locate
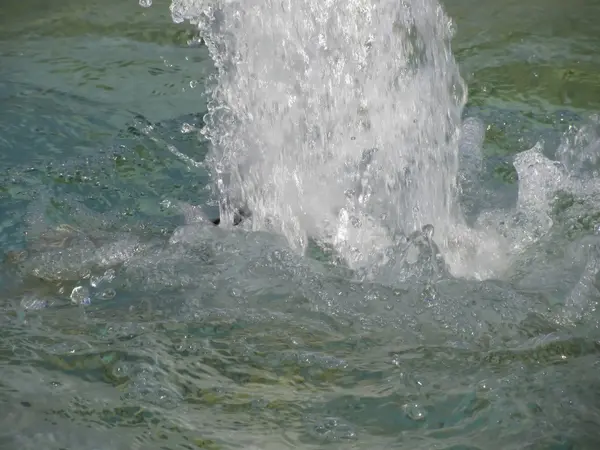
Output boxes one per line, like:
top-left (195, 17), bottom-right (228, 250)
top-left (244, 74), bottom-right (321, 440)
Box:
top-left (168, 0), bottom-right (600, 284)
top-left (170, 0), bottom-right (469, 272)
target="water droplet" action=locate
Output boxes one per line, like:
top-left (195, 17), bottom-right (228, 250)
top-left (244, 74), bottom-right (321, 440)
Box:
top-left (139, 0), bottom-right (152, 7)
top-left (70, 286), bottom-right (91, 305)
top-left (477, 380), bottom-right (491, 392)
top-left (189, 80), bottom-right (198, 89)
top-left (403, 402), bottom-right (427, 421)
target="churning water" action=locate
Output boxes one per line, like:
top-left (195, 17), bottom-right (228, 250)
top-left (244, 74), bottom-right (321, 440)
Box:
top-left (2, 0), bottom-right (600, 448)
top-left (171, 0), bottom-right (476, 278)
top-left (168, 0), bottom-right (597, 282)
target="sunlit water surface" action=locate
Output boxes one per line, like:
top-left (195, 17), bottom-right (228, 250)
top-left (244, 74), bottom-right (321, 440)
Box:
top-left (1, 0), bottom-right (600, 449)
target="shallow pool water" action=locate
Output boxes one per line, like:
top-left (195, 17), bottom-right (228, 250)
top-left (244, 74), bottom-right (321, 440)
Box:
top-left (1, 0), bottom-right (600, 449)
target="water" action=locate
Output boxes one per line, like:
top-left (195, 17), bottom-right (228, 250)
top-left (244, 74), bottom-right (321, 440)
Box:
top-left (178, 0), bottom-right (476, 278)
top-left (1, 0), bottom-right (600, 448)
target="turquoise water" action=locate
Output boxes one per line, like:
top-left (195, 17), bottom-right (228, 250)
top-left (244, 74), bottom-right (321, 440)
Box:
top-left (2, 0), bottom-right (600, 449)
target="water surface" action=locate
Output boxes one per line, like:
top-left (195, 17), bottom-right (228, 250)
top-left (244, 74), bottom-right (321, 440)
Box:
top-left (1, 0), bottom-right (600, 449)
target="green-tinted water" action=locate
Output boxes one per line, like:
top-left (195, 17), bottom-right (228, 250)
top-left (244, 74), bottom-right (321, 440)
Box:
top-left (2, 0), bottom-right (600, 449)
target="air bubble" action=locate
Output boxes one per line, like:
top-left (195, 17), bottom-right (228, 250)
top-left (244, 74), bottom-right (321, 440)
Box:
top-left (181, 122), bottom-right (195, 133)
top-left (422, 224), bottom-right (434, 240)
top-left (403, 402), bottom-right (427, 421)
top-left (97, 288), bottom-right (117, 300)
top-left (90, 268), bottom-right (116, 288)
top-left (70, 286), bottom-right (91, 305)
top-left (90, 275), bottom-right (102, 288)
top-left (308, 416), bottom-right (357, 442)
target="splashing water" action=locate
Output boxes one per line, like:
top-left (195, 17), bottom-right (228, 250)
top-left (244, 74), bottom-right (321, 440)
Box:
top-left (169, 0), bottom-right (476, 273)
top-left (167, 0), bottom-right (595, 282)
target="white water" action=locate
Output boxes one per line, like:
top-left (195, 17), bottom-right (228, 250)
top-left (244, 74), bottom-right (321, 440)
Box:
top-left (168, 0), bottom-right (599, 282)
